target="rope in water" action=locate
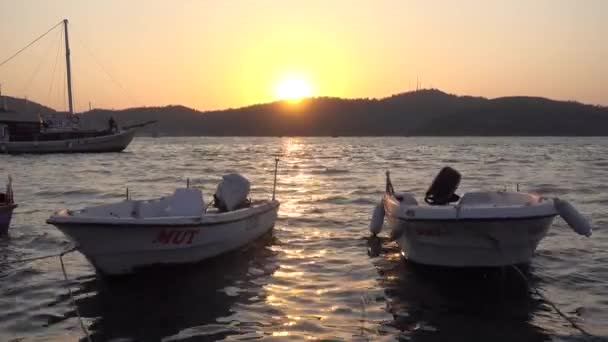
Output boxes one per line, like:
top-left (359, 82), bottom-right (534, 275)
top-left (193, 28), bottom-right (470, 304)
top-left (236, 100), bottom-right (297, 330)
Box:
top-left (0, 246), bottom-right (76, 266)
top-left (59, 250), bottom-right (92, 342)
top-left (0, 246), bottom-right (91, 342)
top-left (477, 231), bottom-right (595, 339)
top-left (510, 265), bottom-right (593, 338)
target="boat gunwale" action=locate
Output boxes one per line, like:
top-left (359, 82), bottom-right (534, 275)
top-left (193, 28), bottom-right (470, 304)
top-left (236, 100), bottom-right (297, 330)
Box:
top-left (394, 213), bottom-right (557, 223)
top-left (384, 192), bottom-right (558, 222)
top-left (1, 128), bottom-right (135, 145)
top-left (47, 200), bottom-right (279, 227)
top-left (0, 128), bottom-right (137, 154)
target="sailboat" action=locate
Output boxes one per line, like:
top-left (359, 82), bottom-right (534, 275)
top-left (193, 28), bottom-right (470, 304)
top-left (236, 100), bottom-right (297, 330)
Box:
top-left (0, 19), bottom-right (151, 154)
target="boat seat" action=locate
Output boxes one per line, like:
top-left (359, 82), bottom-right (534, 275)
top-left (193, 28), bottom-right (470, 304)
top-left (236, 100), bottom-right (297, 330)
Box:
top-left (165, 188), bottom-right (205, 217)
top-left (459, 191), bottom-right (539, 207)
top-left (135, 199), bottom-right (169, 218)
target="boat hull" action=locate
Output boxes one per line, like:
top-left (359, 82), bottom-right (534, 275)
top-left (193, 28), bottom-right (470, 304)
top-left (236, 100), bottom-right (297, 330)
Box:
top-left (0, 204), bottom-right (16, 235)
top-left (389, 216), bottom-right (554, 267)
top-left (51, 201), bottom-right (279, 275)
top-left (0, 129), bottom-right (135, 154)
top-left (383, 193), bottom-right (556, 267)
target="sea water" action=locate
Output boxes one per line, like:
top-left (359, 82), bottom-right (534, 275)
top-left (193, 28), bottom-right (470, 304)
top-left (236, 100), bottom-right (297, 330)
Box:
top-left (0, 137), bottom-right (605, 341)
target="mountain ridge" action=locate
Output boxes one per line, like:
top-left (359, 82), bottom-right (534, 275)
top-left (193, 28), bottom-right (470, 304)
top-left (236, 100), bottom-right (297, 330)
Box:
top-left (2, 89), bottom-right (607, 136)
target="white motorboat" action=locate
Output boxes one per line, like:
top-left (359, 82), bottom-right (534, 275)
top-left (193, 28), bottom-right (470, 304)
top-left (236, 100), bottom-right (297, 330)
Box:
top-left (48, 172), bottom-right (280, 275)
top-left (370, 167), bottom-right (592, 267)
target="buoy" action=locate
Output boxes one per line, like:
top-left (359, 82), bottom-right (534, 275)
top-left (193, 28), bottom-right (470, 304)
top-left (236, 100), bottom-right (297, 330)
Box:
top-left (554, 198), bottom-right (593, 237)
top-left (369, 202), bottom-right (385, 236)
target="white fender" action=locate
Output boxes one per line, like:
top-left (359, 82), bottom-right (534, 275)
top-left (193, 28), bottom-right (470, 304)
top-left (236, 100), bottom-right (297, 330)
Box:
top-left (554, 198), bottom-right (592, 237)
top-left (369, 202), bottom-right (385, 235)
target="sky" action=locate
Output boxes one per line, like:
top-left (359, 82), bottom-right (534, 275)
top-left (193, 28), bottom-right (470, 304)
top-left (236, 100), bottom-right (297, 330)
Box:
top-left (0, 0), bottom-right (606, 112)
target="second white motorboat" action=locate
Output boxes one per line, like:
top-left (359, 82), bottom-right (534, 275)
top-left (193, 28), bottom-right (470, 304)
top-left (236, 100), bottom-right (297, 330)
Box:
top-left (48, 172), bottom-right (280, 275)
top-left (370, 167), bottom-right (592, 267)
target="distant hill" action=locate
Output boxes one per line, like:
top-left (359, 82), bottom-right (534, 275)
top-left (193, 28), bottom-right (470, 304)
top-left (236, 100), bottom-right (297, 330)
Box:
top-left (1, 96), bottom-right (56, 118)
top-left (2, 89), bottom-right (608, 136)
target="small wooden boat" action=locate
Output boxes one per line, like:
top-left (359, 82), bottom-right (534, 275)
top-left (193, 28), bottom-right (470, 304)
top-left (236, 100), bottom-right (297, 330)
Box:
top-left (370, 167), bottom-right (592, 267)
top-left (48, 172), bottom-right (280, 275)
top-left (0, 176), bottom-right (16, 235)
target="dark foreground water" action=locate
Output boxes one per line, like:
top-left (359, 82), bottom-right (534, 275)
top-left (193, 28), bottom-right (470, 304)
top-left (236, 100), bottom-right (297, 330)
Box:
top-left (0, 137), bottom-right (606, 342)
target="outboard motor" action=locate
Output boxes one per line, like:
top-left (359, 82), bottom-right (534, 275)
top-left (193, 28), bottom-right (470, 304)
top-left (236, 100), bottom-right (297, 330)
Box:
top-left (214, 173), bottom-right (251, 212)
top-left (424, 166), bottom-right (461, 205)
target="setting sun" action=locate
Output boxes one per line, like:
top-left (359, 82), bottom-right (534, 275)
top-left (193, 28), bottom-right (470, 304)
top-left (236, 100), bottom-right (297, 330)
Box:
top-left (275, 76), bottom-right (314, 102)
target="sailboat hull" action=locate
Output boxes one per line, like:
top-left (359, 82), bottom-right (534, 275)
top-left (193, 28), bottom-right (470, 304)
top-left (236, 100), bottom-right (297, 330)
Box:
top-left (0, 129), bottom-right (135, 154)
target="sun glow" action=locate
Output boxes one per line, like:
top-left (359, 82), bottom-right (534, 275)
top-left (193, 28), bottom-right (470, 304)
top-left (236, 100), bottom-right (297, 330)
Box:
top-left (275, 76), bottom-right (314, 102)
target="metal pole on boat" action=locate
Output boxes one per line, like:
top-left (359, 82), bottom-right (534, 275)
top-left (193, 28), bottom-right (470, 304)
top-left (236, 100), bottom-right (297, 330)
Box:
top-left (6, 175), bottom-right (13, 204)
top-left (186, 178), bottom-right (190, 188)
top-left (63, 19), bottom-right (74, 115)
top-left (126, 187), bottom-right (129, 200)
top-left (272, 157), bottom-right (279, 201)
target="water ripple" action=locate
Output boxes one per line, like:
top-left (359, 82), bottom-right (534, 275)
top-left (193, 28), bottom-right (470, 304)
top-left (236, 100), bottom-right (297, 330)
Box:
top-left (0, 136), bottom-right (607, 341)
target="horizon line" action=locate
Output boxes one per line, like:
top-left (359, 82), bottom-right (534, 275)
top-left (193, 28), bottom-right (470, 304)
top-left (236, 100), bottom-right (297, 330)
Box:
top-left (3, 87), bottom-right (606, 114)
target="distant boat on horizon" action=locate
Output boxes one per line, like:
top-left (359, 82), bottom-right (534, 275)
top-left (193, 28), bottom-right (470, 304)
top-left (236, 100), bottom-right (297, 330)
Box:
top-left (0, 19), bottom-right (151, 154)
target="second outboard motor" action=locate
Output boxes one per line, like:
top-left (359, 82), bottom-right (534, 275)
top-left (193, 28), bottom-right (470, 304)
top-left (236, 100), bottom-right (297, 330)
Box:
top-left (424, 167), bottom-right (461, 205)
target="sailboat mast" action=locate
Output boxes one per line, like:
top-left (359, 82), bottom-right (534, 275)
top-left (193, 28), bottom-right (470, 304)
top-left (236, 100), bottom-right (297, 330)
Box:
top-left (63, 19), bottom-right (74, 115)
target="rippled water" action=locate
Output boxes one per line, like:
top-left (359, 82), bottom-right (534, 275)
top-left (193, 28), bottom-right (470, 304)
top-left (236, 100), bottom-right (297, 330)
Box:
top-left (0, 137), bottom-right (606, 341)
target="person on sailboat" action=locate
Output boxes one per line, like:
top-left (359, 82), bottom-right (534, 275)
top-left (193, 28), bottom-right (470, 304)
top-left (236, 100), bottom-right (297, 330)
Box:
top-left (39, 114), bottom-right (50, 129)
top-left (108, 116), bottom-right (118, 133)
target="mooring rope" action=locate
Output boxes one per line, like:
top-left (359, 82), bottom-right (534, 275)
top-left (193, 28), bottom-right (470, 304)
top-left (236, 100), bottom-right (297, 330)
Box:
top-left (59, 250), bottom-right (92, 342)
top-left (510, 265), bottom-right (593, 338)
top-left (0, 245), bottom-right (91, 341)
top-left (359, 294), bottom-right (368, 339)
top-left (475, 231), bottom-right (596, 339)
top-left (0, 246), bottom-right (76, 266)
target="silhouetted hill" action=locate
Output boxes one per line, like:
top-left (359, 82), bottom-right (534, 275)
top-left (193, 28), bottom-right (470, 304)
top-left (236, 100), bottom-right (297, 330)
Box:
top-left (3, 90), bottom-right (607, 136)
top-left (1, 96), bottom-right (56, 118)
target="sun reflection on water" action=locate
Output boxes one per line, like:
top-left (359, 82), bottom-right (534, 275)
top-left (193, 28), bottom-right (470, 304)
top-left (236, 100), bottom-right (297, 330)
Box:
top-left (4, 137), bottom-right (604, 341)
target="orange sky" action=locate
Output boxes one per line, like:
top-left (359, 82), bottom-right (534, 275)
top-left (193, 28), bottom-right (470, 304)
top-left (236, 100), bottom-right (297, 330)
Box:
top-left (0, 0), bottom-right (606, 112)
